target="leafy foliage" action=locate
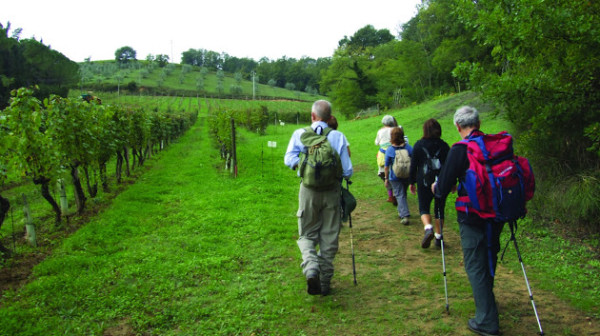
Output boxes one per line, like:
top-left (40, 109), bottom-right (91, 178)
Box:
top-left (1, 87), bottom-right (198, 222)
top-left (0, 23), bottom-right (79, 109)
top-left (454, 0), bottom-right (600, 172)
top-left (114, 46), bottom-right (137, 65)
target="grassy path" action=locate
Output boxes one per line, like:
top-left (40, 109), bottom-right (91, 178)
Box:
top-left (0, 95), bottom-right (599, 335)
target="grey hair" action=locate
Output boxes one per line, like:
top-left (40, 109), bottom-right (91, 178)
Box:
top-left (381, 115), bottom-right (397, 127)
top-left (454, 106), bottom-right (480, 128)
top-left (312, 100), bottom-right (332, 120)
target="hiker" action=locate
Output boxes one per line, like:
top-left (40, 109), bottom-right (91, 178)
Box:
top-left (328, 115), bottom-right (351, 157)
top-left (409, 118), bottom-right (450, 249)
top-left (384, 127), bottom-right (413, 225)
top-left (327, 115), bottom-right (339, 130)
top-left (284, 100), bottom-right (353, 296)
top-left (375, 115), bottom-right (406, 205)
top-left (432, 106), bottom-right (502, 336)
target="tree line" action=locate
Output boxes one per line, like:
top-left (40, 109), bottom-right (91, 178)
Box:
top-left (181, 48), bottom-right (331, 95)
top-left (0, 23), bottom-right (79, 110)
top-left (323, 1), bottom-right (599, 172)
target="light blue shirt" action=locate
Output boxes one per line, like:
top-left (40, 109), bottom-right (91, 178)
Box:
top-left (284, 121), bottom-right (353, 178)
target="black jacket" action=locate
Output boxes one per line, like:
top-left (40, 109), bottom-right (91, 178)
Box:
top-left (409, 137), bottom-right (450, 186)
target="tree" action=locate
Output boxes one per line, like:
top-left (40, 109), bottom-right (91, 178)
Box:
top-left (155, 54), bottom-right (169, 67)
top-left (115, 46), bottom-right (137, 65)
top-left (1, 22), bottom-right (78, 109)
top-left (216, 70), bottom-right (225, 96)
top-left (454, 0), bottom-right (600, 171)
top-left (234, 72), bottom-right (243, 85)
top-left (204, 51), bottom-right (222, 70)
top-left (338, 25), bottom-right (394, 53)
top-left (181, 48), bottom-right (204, 66)
top-left (321, 25), bottom-right (401, 115)
top-left (196, 75), bottom-right (204, 93)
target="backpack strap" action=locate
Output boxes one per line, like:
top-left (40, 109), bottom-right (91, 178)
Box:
top-left (423, 146), bottom-right (431, 159)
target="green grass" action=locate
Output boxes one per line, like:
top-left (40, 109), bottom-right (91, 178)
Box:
top-left (0, 92), bottom-right (599, 335)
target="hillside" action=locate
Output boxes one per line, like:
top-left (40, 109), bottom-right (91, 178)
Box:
top-left (0, 92), bottom-right (598, 335)
top-left (77, 60), bottom-right (323, 101)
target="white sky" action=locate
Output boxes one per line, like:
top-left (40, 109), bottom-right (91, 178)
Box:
top-left (1, 0), bottom-right (422, 63)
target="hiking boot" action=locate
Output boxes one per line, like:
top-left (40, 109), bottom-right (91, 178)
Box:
top-left (400, 217), bottom-right (409, 225)
top-left (435, 237), bottom-right (448, 249)
top-left (392, 196), bottom-right (398, 206)
top-left (421, 228), bottom-right (434, 248)
top-left (306, 273), bottom-right (321, 295)
top-left (320, 282), bottom-right (331, 296)
top-left (467, 318), bottom-right (499, 336)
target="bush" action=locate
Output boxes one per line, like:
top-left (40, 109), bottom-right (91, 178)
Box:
top-left (531, 171), bottom-right (600, 232)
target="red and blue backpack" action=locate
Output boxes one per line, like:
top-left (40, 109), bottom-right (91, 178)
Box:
top-left (454, 130), bottom-right (535, 223)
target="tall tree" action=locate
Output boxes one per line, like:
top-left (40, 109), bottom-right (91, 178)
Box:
top-left (321, 25), bottom-right (397, 115)
top-left (338, 24), bottom-right (395, 53)
top-left (155, 54), bottom-right (169, 67)
top-left (1, 22), bottom-right (78, 109)
top-left (115, 46), bottom-right (137, 65)
top-left (454, 0), bottom-right (600, 171)
top-left (181, 48), bottom-right (204, 66)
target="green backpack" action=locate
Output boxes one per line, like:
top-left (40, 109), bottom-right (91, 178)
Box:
top-left (299, 126), bottom-right (343, 191)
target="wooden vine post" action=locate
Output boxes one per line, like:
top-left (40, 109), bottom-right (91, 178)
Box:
top-left (231, 118), bottom-right (237, 178)
top-left (57, 178), bottom-right (68, 216)
top-left (22, 194), bottom-right (36, 247)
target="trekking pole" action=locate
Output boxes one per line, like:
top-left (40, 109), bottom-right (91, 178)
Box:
top-left (437, 198), bottom-right (449, 314)
top-left (346, 179), bottom-right (357, 285)
top-left (504, 220), bottom-right (544, 335)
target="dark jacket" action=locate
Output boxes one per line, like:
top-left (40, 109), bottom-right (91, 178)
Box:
top-left (434, 130), bottom-right (482, 223)
top-left (409, 137), bottom-right (450, 186)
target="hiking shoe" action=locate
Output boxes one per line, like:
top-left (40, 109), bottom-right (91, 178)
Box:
top-left (392, 196), bottom-right (398, 206)
top-left (421, 228), bottom-right (434, 248)
top-left (306, 274), bottom-right (321, 295)
top-left (435, 238), bottom-right (448, 249)
top-left (321, 282), bottom-right (331, 296)
top-left (400, 217), bottom-right (409, 225)
top-left (467, 318), bottom-right (499, 336)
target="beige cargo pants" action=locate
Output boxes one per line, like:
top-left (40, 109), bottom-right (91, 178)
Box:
top-left (296, 183), bottom-right (341, 285)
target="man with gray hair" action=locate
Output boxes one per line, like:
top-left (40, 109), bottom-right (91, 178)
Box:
top-left (432, 106), bottom-right (503, 336)
top-left (284, 100), bottom-right (353, 296)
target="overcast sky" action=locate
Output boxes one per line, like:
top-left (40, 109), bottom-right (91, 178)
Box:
top-left (2, 0), bottom-right (422, 63)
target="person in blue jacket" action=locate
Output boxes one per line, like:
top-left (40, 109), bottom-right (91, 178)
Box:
top-left (384, 126), bottom-right (413, 225)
